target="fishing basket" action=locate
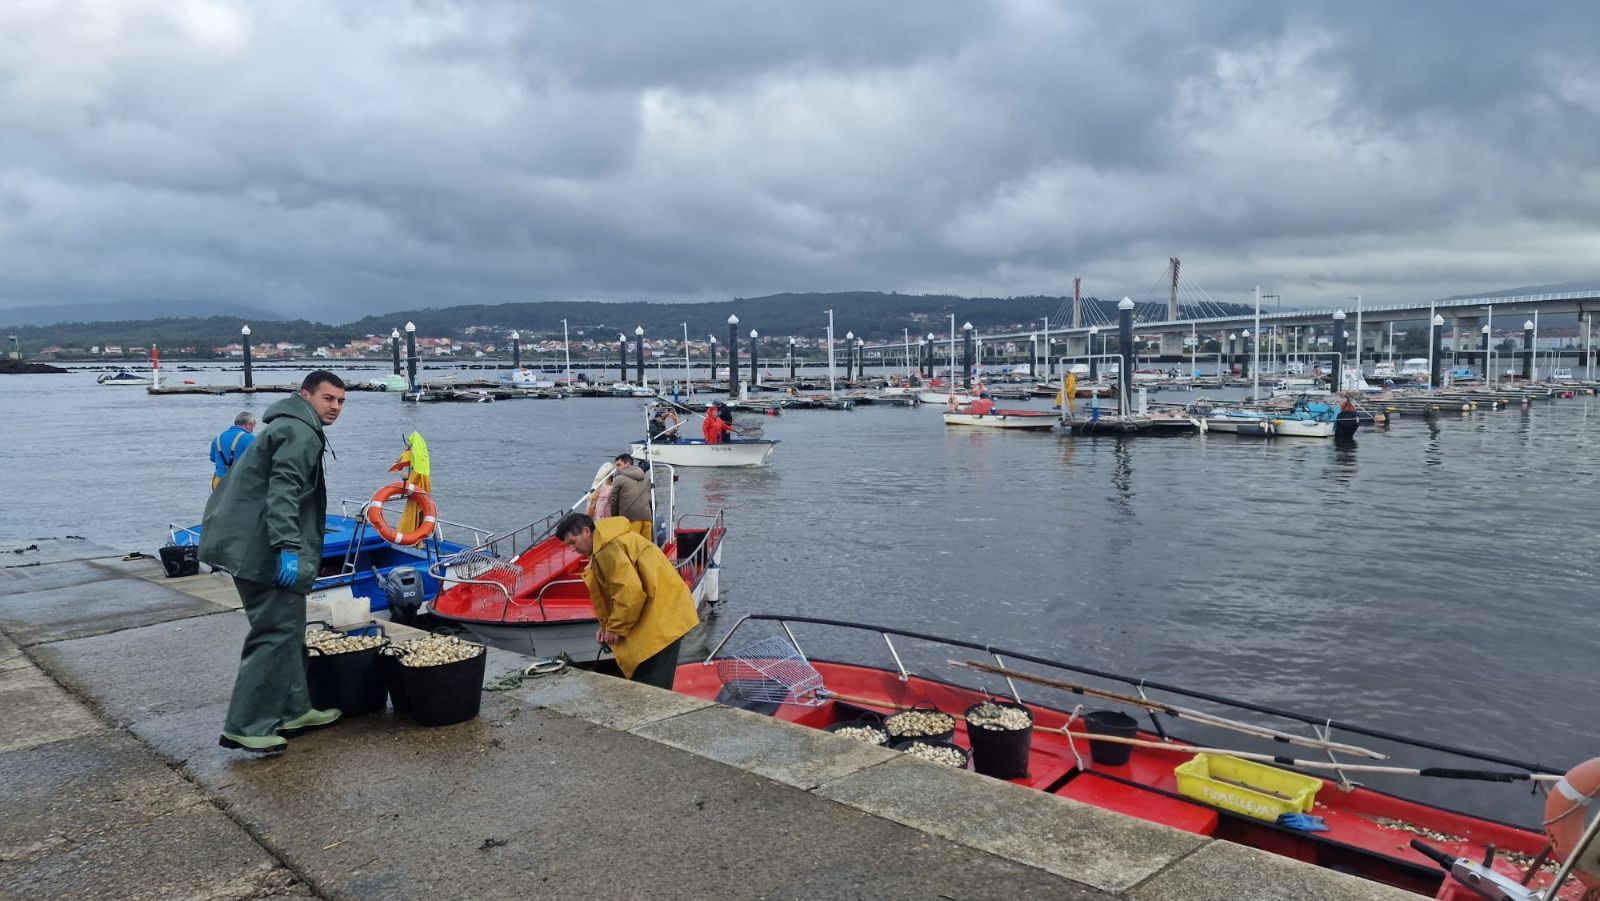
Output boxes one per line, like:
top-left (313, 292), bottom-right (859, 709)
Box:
top-left (964, 700), bottom-right (1034, 780)
top-left (304, 622), bottom-right (389, 716)
top-left (1174, 753), bottom-right (1322, 822)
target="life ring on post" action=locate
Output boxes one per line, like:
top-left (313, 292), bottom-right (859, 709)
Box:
top-left (366, 482), bottom-right (437, 545)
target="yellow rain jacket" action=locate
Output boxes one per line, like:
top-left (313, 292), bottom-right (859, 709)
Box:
top-left (581, 516), bottom-right (699, 678)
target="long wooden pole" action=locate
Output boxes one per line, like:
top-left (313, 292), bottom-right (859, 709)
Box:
top-left (1047, 728), bottom-right (1560, 784)
top-left (951, 659), bottom-right (1388, 760)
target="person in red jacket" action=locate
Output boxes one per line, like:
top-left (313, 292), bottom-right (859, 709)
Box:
top-left (702, 404), bottom-right (734, 443)
top-left (967, 392), bottom-right (996, 415)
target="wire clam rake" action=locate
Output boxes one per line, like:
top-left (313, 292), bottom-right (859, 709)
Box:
top-left (713, 636), bottom-right (829, 706)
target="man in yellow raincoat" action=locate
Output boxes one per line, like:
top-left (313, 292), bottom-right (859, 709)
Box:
top-left (555, 512), bottom-right (698, 689)
top-left (388, 432), bottom-right (432, 545)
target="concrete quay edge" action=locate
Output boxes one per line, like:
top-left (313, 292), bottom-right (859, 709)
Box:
top-left (0, 538), bottom-right (1415, 900)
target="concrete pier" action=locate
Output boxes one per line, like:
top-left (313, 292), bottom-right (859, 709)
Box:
top-left (1, 538), bottom-right (1412, 900)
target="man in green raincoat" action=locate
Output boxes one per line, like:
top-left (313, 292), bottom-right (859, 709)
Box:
top-left (200, 370), bottom-right (347, 753)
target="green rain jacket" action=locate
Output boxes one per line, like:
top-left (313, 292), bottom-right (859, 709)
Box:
top-left (198, 394), bottom-right (328, 593)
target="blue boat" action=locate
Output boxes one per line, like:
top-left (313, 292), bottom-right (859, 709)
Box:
top-left (169, 502), bottom-right (490, 612)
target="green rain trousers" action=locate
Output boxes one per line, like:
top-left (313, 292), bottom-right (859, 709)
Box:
top-left (223, 577), bottom-right (312, 737)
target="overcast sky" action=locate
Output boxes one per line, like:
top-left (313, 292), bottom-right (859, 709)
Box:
top-left (2, 1), bottom-right (1598, 321)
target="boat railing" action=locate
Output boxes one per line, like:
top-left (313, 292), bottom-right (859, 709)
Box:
top-left (166, 523), bottom-right (202, 546)
top-left (704, 613), bottom-right (1564, 780)
top-left (334, 498), bottom-right (496, 551)
top-left (426, 507), bottom-right (569, 607)
top-left (671, 510), bottom-right (725, 582)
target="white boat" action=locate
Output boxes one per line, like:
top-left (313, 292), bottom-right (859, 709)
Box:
top-left (97, 370), bottom-right (150, 386)
top-left (1200, 410), bottom-right (1269, 434)
top-left (499, 368), bottom-right (556, 388)
top-left (942, 410), bottom-right (1056, 431)
top-left (1398, 358), bottom-right (1431, 383)
top-left (608, 382), bottom-right (657, 398)
top-left (916, 391), bottom-right (974, 407)
top-left (1271, 417), bottom-right (1336, 438)
top-left (629, 438), bottom-right (777, 468)
top-left (366, 373), bottom-right (409, 392)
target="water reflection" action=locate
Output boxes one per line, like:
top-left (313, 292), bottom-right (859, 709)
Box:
top-left (1110, 438), bottom-right (1134, 517)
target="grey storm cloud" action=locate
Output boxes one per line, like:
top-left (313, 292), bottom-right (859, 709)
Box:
top-left (1, 0), bottom-right (1598, 321)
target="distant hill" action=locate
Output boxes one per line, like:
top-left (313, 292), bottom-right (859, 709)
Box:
top-left (0, 299), bottom-right (284, 328)
top-left (0, 291), bottom-right (1252, 356)
top-left (1442, 280), bottom-right (1600, 300)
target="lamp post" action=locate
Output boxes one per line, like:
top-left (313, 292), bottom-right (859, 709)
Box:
top-left (925, 332), bottom-right (936, 378)
top-left (1331, 310), bottom-right (1347, 392)
top-left (727, 314), bottom-right (740, 396)
top-left (1117, 298), bottom-right (1135, 415)
top-left (1089, 326), bottom-right (1100, 381)
top-left (1427, 314), bottom-right (1444, 388)
top-left (961, 322), bottom-right (974, 389)
top-left (1029, 332), bottom-right (1038, 379)
top-left (1522, 319), bottom-right (1535, 381)
top-left (509, 330), bottom-right (521, 371)
top-left (749, 329), bottom-right (759, 388)
top-left (1480, 324), bottom-right (1491, 377)
top-left (709, 335), bottom-right (718, 382)
top-left (390, 328), bottom-right (401, 375)
top-left (241, 324), bottom-right (254, 390)
top-left (916, 339), bottom-right (926, 379)
top-left (617, 333), bottom-right (627, 382)
top-left (903, 328), bottom-right (911, 378)
top-left (1241, 328), bottom-right (1252, 381)
top-left (1041, 316), bottom-right (1051, 376)
top-left (404, 322), bottom-right (417, 392)
top-left (788, 336), bottom-right (797, 382)
top-left (856, 337), bottom-right (865, 382)
top-left (845, 332), bottom-right (855, 382)
top-left (634, 326), bottom-right (645, 386)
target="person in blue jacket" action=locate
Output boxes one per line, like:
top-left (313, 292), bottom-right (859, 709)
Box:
top-left (209, 411), bottom-right (257, 489)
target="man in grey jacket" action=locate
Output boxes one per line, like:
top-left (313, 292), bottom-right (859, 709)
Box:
top-left (200, 371), bottom-right (346, 753)
top-left (608, 454), bottom-right (654, 540)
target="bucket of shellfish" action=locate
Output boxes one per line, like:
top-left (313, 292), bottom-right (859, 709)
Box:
top-left (964, 700), bottom-right (1034, 779)
top-left (387, 633), bottom-right (487, 727)
top-left (304, 622), bottom-right (389, 716)
top-left (824, 720), bottom-right (891, 746)
top-left (891, 738), bottom-right (970, 769)
top-left (884, 705), bottom-right (956, 745)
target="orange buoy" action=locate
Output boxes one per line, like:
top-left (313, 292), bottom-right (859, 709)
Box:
top-left (365, 482), bottom-right (437, 545)
top-left (1545, 757), bottom-right (1600, 890)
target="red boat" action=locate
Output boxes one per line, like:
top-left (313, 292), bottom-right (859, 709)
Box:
top-left (672, 615), bottom-right (1585, 900)
top-left (425, 472), bottom-right (725, 658)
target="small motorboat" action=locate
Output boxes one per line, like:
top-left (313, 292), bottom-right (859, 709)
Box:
top-left (170, 499), bottom-right (487, 614)
top-left (426, 467), bottom-right (725, 658)
top-left (942, 409), bottom-right (1056, 431)
top-left (917, 391), bottom-right (974, 407)
top-left (630, 438), bottom-right (777, 468)
top-left (498, 368), bottom-right (556, 389)
top-left (678, 614), bottom-right (1590, 901)
top-left (98, 369), bottom-right (151, 386)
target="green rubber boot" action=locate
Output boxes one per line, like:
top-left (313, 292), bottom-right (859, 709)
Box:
top-left (278, 707), bottom-right (342, 737)
top-left (219, 732), bottom-right (288, 754)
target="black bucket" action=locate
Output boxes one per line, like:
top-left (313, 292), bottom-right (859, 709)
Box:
top-left (884, 705), bottom-right (956, 745)
top-left (891, 738), bottom-right (970, 769)
top-left (158, 544), bottom-right (199, 578)
top-left (824, 720), bottom-right (891, 746)
top-left (304, 625), bottom-right (388, 716)
top-left (400, 647), bottom-right (488, 727)
top-left (964, 700), bottom-right (1034, 780)
top-left (1082, 709), bottom-right (1138, 766)
top-left (379, 652), bottom-right (411, 715)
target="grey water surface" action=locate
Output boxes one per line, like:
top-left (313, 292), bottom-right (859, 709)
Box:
top-left (5, 364), bottom-right (1596, 821)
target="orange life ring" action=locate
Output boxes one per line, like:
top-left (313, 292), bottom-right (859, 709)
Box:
top-left (1545, 757), bottom-right (1600, 889)
top-left (366, 482), bottom-right (437, 545)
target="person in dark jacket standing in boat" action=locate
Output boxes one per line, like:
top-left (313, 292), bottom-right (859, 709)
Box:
top-left (209, 411), bottom-right (257, 489)
top-left (608, 454), bottom-right (654, 540)
top-left (199, 371), bottom-right (346, 754)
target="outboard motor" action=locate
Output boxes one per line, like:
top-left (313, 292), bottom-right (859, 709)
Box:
top-left (376, 566), bottom-right (426, 625)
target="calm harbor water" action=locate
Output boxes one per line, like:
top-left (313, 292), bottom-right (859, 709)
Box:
top-left (4, 364), bottom-right (1596, 821)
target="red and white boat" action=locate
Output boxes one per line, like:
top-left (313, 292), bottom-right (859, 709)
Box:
top-left (942, 408), bottom-right (1057, 430)
top-left (425, 468), bottom-right (726, 658)
top-left (672, 615), bottom-right (1588, 900)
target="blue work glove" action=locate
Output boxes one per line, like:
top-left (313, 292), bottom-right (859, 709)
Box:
top-left (274, 550), bottom-right (300, 588)
top-left (1276, 812), bottom-right (1328, 832)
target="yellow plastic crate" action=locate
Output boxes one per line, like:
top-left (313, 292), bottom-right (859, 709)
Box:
top-left (1173, 753), bottom-right (1322, 822)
